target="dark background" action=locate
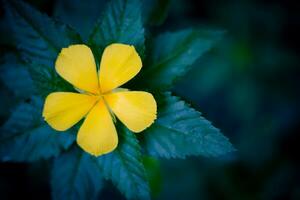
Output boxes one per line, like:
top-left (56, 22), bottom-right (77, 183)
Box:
top-left (0, 0), bottom-right (300, 199)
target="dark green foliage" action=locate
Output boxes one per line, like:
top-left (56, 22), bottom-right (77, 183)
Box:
top-left (4, 0), bottom-right (81, 66)
top-left (144, 92), bottom-right (234, 158)
top-left (89, 0), bottom-right (145, 59)
top-left (53, 0), bottom-right (106, 42)
top-left (137, 29), bottom-right (224, 90)
top-left (95, 125), bottom-right (150, 200)
top-left (0, 97), bottom-right (75, 162)
top-left (143, 0), bottom-right (170, 26)
top-left (142, 156), bottom-right (162, 197)
top-left (51, 146), bottom-right (104, 200)
top-left (0, 54), bottom-right (35, 98)
top-left (27, 62), bottom-right (75, 97)
top-left (4, 0), bottom-right (80, 97)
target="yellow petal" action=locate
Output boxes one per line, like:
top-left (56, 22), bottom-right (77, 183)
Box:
top-left (104, 91), bottom-right (157, 133)
top-left (55, 44), bottom-right (99, 94)
top-left (99, 43), bottom-right (142, 93)
top-left (77, 99), bottom-right (118, 156)
top-left (43, 92), bottom-right (97, 131)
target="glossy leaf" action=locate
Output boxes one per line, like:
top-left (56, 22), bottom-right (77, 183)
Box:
top-left (4, 0), bottom-right (81, 66)
top-left (51, 146), bottom-right (104, 200)
top-left (53, 0), bottom-right (106, 41)
top-left (0, 54), bottom-right (35, 98)
top-left (89, 0), bottom-right (144, 58)
top-left (27, 62), bottom-right (74, 98)
top-left (143, 92), bottom-right (235, 158)
top-left (0, 97), bottom-right (75, 162)
top-left (95, 125), bottom-right (150, 200)
top-left (136, 29), bottom-right (224, 90)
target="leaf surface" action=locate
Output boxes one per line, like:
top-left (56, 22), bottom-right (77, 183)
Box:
top-left (51, 147), bottom-right (104, 200)
top-left (89, 0), bottom-right (144, 59)
top-left (135, 29), bottom-right (224, 90)
top-left (144, 92), bottom-right (235, 158)
top-left (0, 97), bottom-right (75, 162)
top-left (95, 125), bottom-right (150, 200)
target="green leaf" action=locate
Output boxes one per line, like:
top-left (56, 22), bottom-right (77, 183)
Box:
top-left (135, 29), bottom-right (224, 91)
top-left (88, 0), bottom-right (145, 58)
top-left (53, 0), bottom-right (106, 42)
top-left (27, 62), bottom-right (74, 98)
top-left (95, 125), bottom-right (150, 200)
top-left (51, 146), bottom-right (104, 200)
top-left (0, 54), bottom-right (35, 98)
top-left (0, 97), bottom-right (75, 162)
top-left (4, 0), bottom-right (81, 97)
top-left (143, 92), bottom-right (235, 158)
top-left (142, 156), bottom-right (162, 197)
top-left (143, 0), bottom-right (170, 26)
top-left (4, 0), bottom-right (81, 66)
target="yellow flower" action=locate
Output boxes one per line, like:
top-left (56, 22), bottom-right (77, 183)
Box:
top-left (42, 43), bottom-right (157, 156)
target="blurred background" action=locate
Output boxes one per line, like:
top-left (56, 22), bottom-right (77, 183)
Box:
top-left (0, 0), bottom-right (300, 199)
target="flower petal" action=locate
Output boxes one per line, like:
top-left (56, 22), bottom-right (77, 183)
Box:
top-left (99, 43), bottom-right (142, 93)
top-left (77, 99), bottom-right (118, 156)
top-left (43, 92), bottom-right (97, 131)
top-left (104, 91), bottom-right (157, 133)
top-left (55, 45), bottom-right (99, 94)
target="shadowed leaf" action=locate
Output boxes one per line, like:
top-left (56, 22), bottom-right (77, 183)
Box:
top-left (135, 29), bottom-right (224, 91)
top-left (89, 0), bottom-right (144, 59)
top-left (0, 97), bottom-right (75, 162)
top-left (51, 146), bottom-right (104, 200)
top-left (143, 92), bottom-right (235, 158)
top-left (95, 125), bottom-right (150, 200)
top-left (4, 0), bottom-right (81, 66)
